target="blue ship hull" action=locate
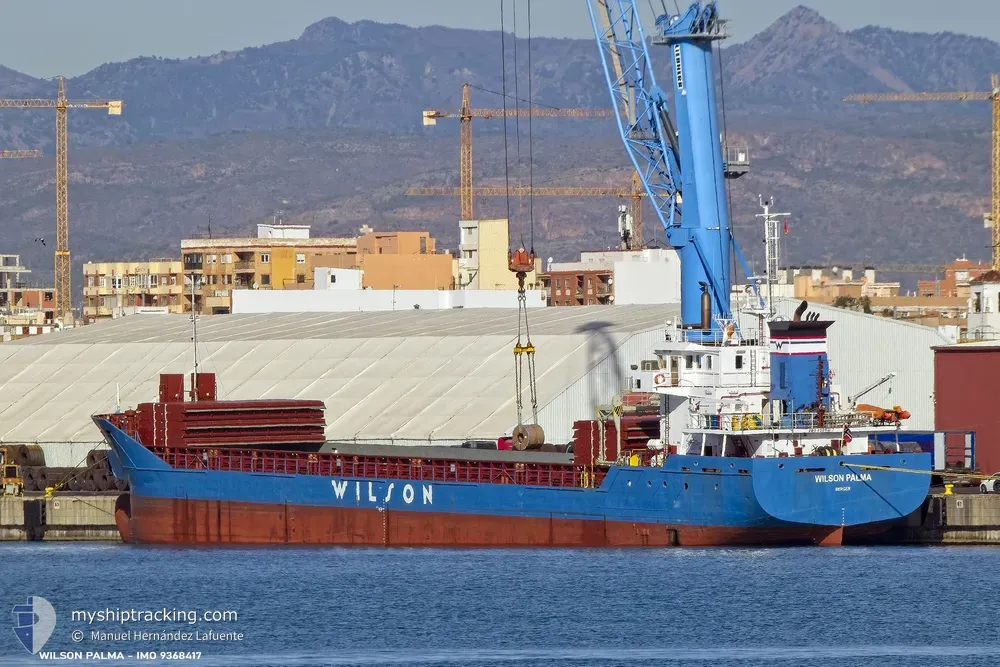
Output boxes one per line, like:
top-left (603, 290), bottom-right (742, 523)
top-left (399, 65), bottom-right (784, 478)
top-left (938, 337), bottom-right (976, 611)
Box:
top-left (95, 418), bottom-right (932, 547)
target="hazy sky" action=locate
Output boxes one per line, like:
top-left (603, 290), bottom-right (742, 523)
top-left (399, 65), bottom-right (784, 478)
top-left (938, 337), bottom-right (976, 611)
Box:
top-left (1, 0), bottom-right (996, 79)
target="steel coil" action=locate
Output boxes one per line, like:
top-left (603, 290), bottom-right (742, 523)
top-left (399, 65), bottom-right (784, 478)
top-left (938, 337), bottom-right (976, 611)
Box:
top-left (17, 445), bottom-right (44, 467)
top-left (512, 424), bottom-right (545, 450)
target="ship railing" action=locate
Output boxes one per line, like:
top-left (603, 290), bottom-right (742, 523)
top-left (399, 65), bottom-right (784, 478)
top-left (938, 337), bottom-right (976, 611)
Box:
top-left (689, 411), bottom-right (880, 432)
top-left (154, 447), bottom-right (608, 489)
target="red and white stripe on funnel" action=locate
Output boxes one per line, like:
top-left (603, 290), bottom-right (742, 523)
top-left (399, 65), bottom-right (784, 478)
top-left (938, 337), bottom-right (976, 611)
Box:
top-left (769, 335), bottom-right (827, 356)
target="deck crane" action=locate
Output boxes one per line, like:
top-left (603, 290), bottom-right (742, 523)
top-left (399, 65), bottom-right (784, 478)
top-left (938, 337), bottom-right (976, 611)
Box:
top-left (843, 74), bottom-right (1000, 269)
top-left (0, 76), bottom-right (123, 322)
top-left (587, 0), bottom-right (755, 339)
top-left (847, 372), bottom-right (896, 410)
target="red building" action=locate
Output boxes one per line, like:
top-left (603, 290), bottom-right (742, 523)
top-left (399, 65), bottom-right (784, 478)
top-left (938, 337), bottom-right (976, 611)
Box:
top-left (934, 342), bottom-right (1000, 474)
top-left (918, 258), bottom-right (991, 298)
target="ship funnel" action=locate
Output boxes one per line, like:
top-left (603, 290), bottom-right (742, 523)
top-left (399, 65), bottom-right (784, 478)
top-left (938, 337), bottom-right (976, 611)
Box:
top-left (768, 316), bottom-right (834, 416)
top-left (700, 282), bottom-right (711, 329)
top-left (793, 300), bottom-right (808, 322)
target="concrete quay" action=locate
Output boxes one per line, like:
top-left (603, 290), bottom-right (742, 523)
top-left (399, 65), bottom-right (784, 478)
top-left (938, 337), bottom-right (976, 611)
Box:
top-left (0, 494), bottom-right (119, 541)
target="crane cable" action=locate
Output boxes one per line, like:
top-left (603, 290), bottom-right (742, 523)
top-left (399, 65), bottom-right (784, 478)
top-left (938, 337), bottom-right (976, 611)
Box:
top-left (502, 0), bottom-right (538, 428)
top-left (525, 0), bottom-right (537, 422)
top-left (501, 0), bottom-right (524, 426)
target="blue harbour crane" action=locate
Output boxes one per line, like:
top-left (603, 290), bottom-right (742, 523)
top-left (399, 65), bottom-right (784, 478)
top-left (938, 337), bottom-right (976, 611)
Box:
top-left (587, 0), bottom-right (753, 339)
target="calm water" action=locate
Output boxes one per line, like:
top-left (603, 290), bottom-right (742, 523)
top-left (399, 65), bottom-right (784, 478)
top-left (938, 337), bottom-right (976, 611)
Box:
top-left (1, 543), bottom-right (998, 666)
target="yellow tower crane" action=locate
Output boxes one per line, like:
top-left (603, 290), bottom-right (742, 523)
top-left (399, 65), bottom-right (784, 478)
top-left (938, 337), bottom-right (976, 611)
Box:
top-left (422, 83), bottom-right (614, 221)
top-left (0, 77), bottom-right (122, 321)
top-left (407, 173), bottom-right (647, 249)
top-left (843, 74), bottom-right (1000, 268)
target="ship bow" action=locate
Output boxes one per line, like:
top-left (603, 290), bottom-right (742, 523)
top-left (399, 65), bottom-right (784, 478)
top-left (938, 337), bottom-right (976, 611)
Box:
top-left (751, 453), bottom-right (932, 527)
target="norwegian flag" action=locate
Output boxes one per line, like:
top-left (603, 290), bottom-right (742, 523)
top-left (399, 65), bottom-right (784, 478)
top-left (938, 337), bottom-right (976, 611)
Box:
top-left (843, 425), bottom-right (853, 445)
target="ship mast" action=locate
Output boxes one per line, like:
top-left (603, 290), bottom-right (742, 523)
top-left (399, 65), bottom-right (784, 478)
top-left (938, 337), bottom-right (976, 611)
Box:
top-left (752, 195), bottom-right (790, 318)
top-left (190, 273), bottom-right (199, 402)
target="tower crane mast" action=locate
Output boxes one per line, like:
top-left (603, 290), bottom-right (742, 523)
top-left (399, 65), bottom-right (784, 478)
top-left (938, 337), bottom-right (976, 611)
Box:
top-left (0, 76), bottom-right (123, 322)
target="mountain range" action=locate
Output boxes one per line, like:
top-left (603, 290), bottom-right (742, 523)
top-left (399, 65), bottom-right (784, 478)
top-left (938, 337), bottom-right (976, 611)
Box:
top-left (0, 5), bottom-right (996, 295)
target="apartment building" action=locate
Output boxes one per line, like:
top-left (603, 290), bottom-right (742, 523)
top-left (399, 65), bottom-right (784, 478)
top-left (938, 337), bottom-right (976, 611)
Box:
top-left (83, 260), bottom-right (185, 319)
top-left (181, 223), bottom-right (357, 314)
top-left (458, 219), bottom-right (539, 290)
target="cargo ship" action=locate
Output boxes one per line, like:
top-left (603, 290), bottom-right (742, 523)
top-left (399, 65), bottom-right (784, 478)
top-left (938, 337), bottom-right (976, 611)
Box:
top-left (92, 278), bottom-right (932, 547)
top-left (91, 0), bottom-right (932, 547)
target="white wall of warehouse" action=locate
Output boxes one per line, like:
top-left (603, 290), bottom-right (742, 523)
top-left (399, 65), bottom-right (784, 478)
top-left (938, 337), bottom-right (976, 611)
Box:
top-left (536, 328), bottom-right (667, 444)
top-left (232, 288), bottom-right (546, 313)
top-left (612, 259), bottom-right (681, 304)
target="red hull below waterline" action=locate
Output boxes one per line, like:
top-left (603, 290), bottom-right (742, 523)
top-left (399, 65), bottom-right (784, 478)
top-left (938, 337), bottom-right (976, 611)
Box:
top-left (114, 494), bottom-right (853, 547)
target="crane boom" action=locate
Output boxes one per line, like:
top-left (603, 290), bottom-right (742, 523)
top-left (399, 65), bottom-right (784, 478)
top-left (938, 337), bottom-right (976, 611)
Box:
top-left (422, 83), bottom-right (614, 221)
top-left (588, 1), bottom-right (746, 335)
top-left (407, 185), bottom-right (641, 197)
top-left (408, 172), bottom-right (648, 248)
top-left (587, 1), bottom-right (681, 230)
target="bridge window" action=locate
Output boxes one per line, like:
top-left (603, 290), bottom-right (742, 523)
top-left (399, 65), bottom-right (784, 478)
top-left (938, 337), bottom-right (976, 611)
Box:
top-left (735, 354), bottom-right (744, 370)
top-left (685, 355), bottom-right (693, 369)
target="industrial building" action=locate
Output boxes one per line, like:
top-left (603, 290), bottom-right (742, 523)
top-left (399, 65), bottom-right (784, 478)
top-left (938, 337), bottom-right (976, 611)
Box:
top-left (83, 260), bottom-right (186, 319)
top-left (0, 306), bottom-right (676, 464)
top-left (934, 341), bottom-right (1000, 474)
top-left (0, 297), bottom-right (947, 466)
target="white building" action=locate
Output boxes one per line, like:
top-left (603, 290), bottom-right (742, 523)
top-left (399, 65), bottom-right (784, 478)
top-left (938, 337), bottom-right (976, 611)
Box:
top-left (314, 267), bottom-right (364, 291)
top-left (545, 248), bottom-right (681, 305)
top-left (967, 270), bottom-right (1000, 340)
top-left (256, 222), bottom-right (311, 239)
top-left (231, 287), bottom-right (546, 313)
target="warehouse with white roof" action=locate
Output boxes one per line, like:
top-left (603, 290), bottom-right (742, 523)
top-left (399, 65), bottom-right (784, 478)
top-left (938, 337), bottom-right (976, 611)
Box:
top-left (0, 299), bottom-right (948, 466)
top-left (0, 306), bottom-right (679, 464)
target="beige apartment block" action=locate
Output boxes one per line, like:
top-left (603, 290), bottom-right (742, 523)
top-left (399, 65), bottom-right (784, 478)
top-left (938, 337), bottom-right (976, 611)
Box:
top-left (83, 260), bottom-right (185, 319)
